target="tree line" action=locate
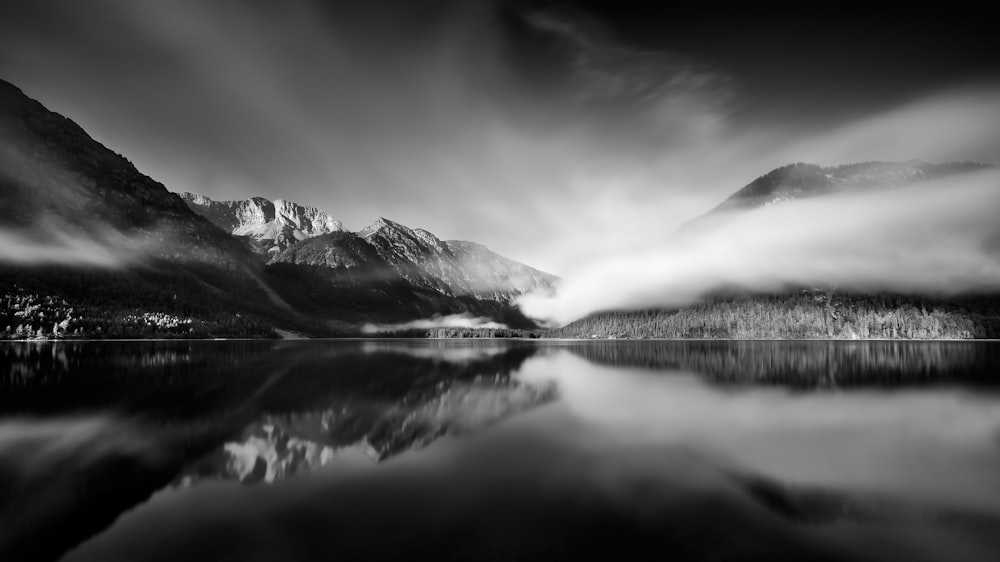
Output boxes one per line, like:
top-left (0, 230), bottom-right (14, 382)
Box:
top-left (548, 291), bottom-right (1000, 340)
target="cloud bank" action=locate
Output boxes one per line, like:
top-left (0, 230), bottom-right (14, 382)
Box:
top-left (518, 169), bottom-right (1000, 326)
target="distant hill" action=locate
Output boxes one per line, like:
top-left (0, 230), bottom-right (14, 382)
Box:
top-left (680, 160), bottom-right (991, 234)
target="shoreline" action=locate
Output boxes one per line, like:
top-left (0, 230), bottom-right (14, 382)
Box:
top-left (2, 337), bottom-right (1000, 343)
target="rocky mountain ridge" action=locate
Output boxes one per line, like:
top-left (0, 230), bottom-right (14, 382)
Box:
top-left (179, 193), bottom-right (344, 254)
top-left (181, 197), bottom-right (559, 304)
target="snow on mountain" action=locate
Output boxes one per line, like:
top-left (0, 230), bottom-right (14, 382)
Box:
top-left (179, 193), bottom-right (344, 254)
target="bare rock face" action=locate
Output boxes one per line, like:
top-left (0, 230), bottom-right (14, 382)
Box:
top-left (179, 193), bottom-right (344, 254)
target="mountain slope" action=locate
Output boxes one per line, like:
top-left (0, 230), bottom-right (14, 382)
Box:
top-left (357, 217), bottom-right (462, 295)
top-left (444, 239), bottom-right (558, 301)
top-left (357, 217), bottom-right (558, 301)
top-left (264, 232), bottom-right (546, 329)
top-left (0, 79), bottom-right (250, 268)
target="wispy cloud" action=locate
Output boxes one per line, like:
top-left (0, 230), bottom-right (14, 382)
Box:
top-left (0, 227), bottom-right (138, 267)
top-left (0, 1), bottom-right (734, 275)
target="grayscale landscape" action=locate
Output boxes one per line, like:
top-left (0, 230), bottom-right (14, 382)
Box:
top-left (1, 1), bottom-right (999, 561)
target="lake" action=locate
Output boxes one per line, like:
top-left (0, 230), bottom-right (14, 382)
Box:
top-left (2, 339), bottom-right (1000, 561)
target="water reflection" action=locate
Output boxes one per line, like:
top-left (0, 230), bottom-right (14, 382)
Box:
top-left (565, 340), bottom-right (1000, 389)
top-left (520, 352), bottom-right (1000, 512)
top-left (181, 377), bottom-right (555, 484)
top-left (0, 340), bottom-right (554, 560)
top-left (3, 340), bottom-right (1000, 562)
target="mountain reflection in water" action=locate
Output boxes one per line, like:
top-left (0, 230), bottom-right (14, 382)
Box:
top-left (1, 340), bottom-right (1000, 561)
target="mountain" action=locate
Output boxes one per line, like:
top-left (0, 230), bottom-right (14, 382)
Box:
top-left (260, 224), bottom-right (556, 329)
top-left (0, 77), bottom-right (554, 338)
top-left (357, 217), bottom-right (463, 294)
top-left (358, 217), bottom-right (558, 301)
top-left (180, 195), bottom-right (559, 303)
top-left (556, 160), bottom-right (1000, 340)
top-left (679, 160), bottom-right (991, 235)
top-left (708, 159), bottom-right (988, 214)
top-left (0, 78), bottom-right (312, 339)
top-left (270, 230), bottom-right (387, 271)
top-left (179, 193), bottom-right (344, 255)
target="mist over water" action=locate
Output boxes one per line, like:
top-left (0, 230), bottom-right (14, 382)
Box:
top-left (362, 312), bottom-right (509, 334)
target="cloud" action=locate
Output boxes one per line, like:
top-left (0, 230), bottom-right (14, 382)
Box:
top-left (362, 313), bottom-right (509, 334)
top-left (0, 1), bottom-right (733, 275)
top-left (517, 169), bottom-right (1000, 326)
top-left (0, 225), bottom-right (146, 268)
top-left (5, 2), bottom-right (998, 282)
top-left (0, 135), bottom-right (155, 268)
top-left (772, 87), bottom-right (1000, 166)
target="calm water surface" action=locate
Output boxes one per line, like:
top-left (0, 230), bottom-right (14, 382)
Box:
top-left (2, 340), bottom-right (1000, 561)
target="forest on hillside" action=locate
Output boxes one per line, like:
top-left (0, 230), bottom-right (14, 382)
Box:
top-left (549, 291), bottom-right (1000, 340)
top-left (0, 264), bottom-right (287, 340)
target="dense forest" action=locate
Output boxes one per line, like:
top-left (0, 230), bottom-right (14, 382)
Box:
top-left (549, 291), bottom-right (1000, 340)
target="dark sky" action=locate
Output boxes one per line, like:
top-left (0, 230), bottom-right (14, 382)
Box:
top-left (2, 0), bottom-right (999, 274)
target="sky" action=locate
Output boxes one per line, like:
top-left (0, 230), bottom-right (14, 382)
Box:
top-left (2, 1), bottom-right (1000, 297)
